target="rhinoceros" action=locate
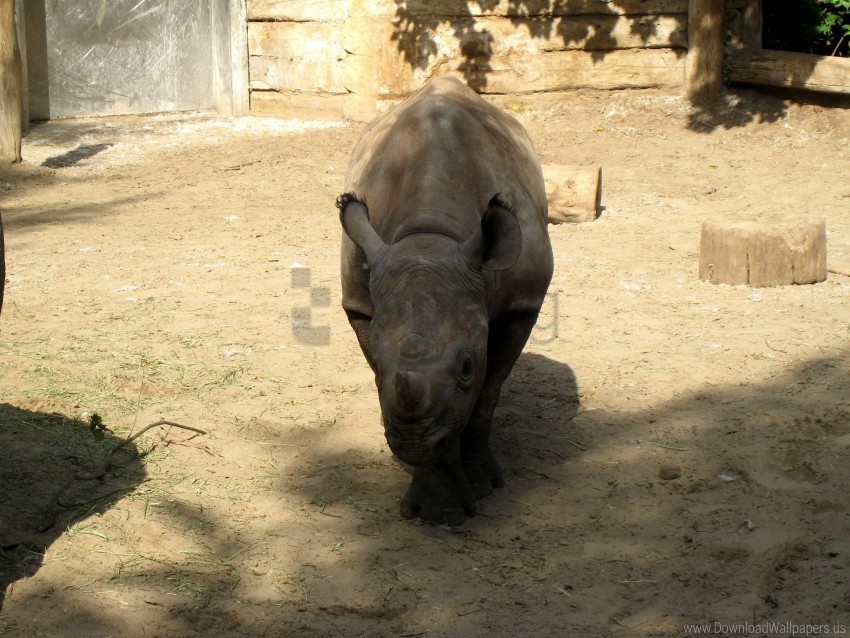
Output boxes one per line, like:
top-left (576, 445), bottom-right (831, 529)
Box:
top-left (337, 75), bottom-right (554, 525)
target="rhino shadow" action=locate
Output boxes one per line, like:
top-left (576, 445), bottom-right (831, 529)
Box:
top-left (12, 351), bottom-right (846, 636)
top-left (284, 350), bottom-right (581, 526)
top-left (258, 349), bottom-right (850, 634)
top-left (492, 351), bottom-right (581, 481)
top-left (0, 404), bottom-right (147, 612)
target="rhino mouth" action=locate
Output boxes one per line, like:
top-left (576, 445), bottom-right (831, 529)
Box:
top-left (384, 421), bottom-right (451, 465)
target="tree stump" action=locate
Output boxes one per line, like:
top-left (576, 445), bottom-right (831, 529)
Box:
top-left (542, 163), bottom-right (602, 224)
top-left (699, 215), bottom-right (827, 287)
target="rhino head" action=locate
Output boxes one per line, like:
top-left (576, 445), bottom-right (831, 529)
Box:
top-left (338, 193), bottom-right (521, 465)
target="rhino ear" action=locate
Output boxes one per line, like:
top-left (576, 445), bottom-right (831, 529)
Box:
top-left (337, 192), bottom-right (386, 263)
top-left (463, 194), bottom-right (522, 271)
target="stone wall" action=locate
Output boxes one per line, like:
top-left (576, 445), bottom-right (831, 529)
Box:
top-left (247, 0), bottom-right (749, 121)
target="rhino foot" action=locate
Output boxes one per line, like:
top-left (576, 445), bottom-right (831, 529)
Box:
top-left (462, 447), bottom-right (505, 500)
top-left (400, 462), bottom-right (476, 526)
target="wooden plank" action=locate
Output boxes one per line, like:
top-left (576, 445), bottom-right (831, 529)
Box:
top-left (347, 0), bottom-right (690, 17)
top-left (250, 90), bottom-right (347, 119)
top-left (0, 0), bottom-right (22, 163)
top-left (727, 46), bottom-right (850, 95)
top-left (248, 0), bottom-right (345, 22)
top-left (481, 48), bottom-right (685, 93)
top-left (248, 22), bottom-right (347, 93)
top-left (250, 88), bottom-right (377, 120)
top-left (686, 0), bottom-right (724, 102)
top-left (483, 15), bottom-right (687, 51)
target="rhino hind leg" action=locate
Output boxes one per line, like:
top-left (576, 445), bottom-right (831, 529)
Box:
top-left (462, 310), bottom-right (540, 499)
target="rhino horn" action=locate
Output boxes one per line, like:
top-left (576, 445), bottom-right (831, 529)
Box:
top-left (395, 370), bottom-right (428, 419)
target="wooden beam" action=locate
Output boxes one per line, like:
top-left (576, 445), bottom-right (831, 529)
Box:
top-left (727, 46), bottom-right (850, 95)
top-left (1, 0), bottom-right (23, 163)
top-left (686, 0), bottom-right (725, 103)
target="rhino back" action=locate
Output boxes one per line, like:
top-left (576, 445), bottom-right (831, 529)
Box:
top-left (345, 76), bottom-right (546, 240)
top-left (341, 76), bottom-right (552, 317)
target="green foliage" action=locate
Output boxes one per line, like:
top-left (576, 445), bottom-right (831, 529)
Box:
top-left (764, 0), bottom-right (850, 57)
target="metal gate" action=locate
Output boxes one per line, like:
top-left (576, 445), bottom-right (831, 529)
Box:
top-left (21, 0), bottom-right (246, 119)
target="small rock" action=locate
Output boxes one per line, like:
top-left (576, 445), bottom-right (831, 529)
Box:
top-left (659, 465), bottom-right (682, 480)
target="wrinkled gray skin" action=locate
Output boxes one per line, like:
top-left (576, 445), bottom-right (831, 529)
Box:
top-left (339, 76), bottom-right (554, 525)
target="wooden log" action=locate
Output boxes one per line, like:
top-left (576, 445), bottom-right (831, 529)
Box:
top-left (0, 0), bottom-right (23, 163)
top-left (542, 164), bottom-right (601, 224)
top-left (250, 89), bottom-right (351, 120)
top-left (248, 0), bottom-right (345, 22)
top-left (727, 46), bottom-right (850, 95)
top-left (483, 48), bottom-right (686, 93)
top-left (686, 0), bottom-right (725, 103)
top-left (699, 215), bottom-right (827, 287)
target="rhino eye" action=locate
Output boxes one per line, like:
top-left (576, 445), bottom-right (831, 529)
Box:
top-left (457, 352), bottom-right (474, 388)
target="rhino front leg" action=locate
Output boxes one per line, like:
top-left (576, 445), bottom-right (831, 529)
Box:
top-left (400, 436), bottom-right (477, 526)
top-left (462, 310), bottom-right (540, 499)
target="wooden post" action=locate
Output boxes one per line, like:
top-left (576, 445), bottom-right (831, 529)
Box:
top-left (686, 0), bottom-right (725, 103)
top-left (740, 0), bottom-right (762, 49)
top-left (15, 0), bottom-right (28, 132)
top-left (1, 0), bottom-right (23, 163)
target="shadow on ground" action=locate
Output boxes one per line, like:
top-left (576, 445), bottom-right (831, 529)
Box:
top-left (252, 348), bottom-right (850, 635)
top-left (41, 144), bottom-right (114, 169)
top-left (687, 85), bottom-right (850, 133)
top-left (15, 348), bottom-right (841, 636)
top-left (0, 404), bottom-right (148, 612)
top-left (1, 192), bottom-right (157, 236)
top-left (2, 343), bottom-right (848, 635)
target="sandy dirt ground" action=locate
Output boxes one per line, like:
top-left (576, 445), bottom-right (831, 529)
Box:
top-left (1, 86), bottom-right (849, 637)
